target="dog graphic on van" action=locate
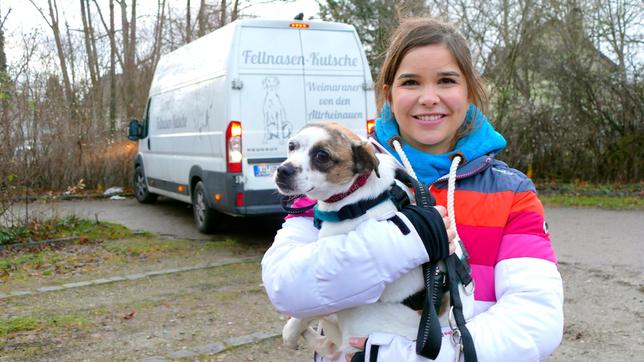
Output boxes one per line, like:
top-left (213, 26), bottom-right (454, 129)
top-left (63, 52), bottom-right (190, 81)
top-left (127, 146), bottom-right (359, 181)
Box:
top-left (262, 76), bottom-right (292, 142)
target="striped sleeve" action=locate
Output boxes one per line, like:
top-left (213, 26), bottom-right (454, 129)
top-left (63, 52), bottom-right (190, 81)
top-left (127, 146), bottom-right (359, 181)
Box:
top-left (496, 178), bottom-right (557, 264)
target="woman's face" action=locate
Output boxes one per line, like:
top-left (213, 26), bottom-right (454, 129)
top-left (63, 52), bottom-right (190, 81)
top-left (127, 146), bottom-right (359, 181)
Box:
top-left (385, 44), bottom-right (470, 154)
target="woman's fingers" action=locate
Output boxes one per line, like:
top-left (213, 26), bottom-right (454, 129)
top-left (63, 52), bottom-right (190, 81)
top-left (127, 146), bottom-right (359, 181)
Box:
top-left (434, 205), bottom-right (448, 218)
top-left (349, 336), bottom-right (367, 349)
top-left (435, 205), bottom-right (457, 254)
top-left (344, 337), bottom-right (368, 361)
top-left (447, 227), bottom-right (457, 254)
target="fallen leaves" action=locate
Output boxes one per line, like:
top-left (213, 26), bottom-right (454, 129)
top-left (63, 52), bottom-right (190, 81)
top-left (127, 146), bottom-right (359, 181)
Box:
top-left (123, 310), bottom-right (136, 320)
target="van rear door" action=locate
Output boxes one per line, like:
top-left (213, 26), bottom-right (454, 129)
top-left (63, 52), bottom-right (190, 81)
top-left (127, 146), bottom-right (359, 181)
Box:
top-left (300, 27), bottom-right (369, 138)
top-left (236, 25), bottom-right (306, 192)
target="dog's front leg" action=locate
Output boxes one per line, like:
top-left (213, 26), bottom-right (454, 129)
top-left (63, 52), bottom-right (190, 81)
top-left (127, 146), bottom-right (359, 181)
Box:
top-left (302, 325), bottom-right (341, 361)
top-left (282, 317), bottom-right (314, 349)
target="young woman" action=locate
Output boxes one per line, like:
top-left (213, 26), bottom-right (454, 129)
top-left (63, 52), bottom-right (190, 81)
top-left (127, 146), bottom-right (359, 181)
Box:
top-left (262, 17), bottom-right (563, 362)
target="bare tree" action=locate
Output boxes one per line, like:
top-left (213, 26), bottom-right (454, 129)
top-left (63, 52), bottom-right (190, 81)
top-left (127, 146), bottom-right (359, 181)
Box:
top-left (80, 0), bottom-right (98, 88)
top-left (219, 0), bottom-right (227, 26)
top-left (117, 0), bottom-right (137, 119)
top-left (0, 9), bottom-right (9, 73)
top-left (152, 0), bottom-right (167, 67)
top-left (110, 0), bottom-right (117, 134)
top-left (186, 0), bottom-right (192, 43)
top-left (0, 8), bottom-right (11, 180)
top-left (28, 0), bottom-right (75, 111)
top-left (196, 0), bottom-right (207, 37)
top-left (231, 0), bottom-right (240, 22)
top-left (0, 9), bottom-right (9, 108)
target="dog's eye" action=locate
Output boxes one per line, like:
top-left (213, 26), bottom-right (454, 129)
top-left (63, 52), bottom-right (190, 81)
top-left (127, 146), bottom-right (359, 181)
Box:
top-left (315, 150), bottom-right (330, 163)
top-left (288, 142), bottom-right (296, 152)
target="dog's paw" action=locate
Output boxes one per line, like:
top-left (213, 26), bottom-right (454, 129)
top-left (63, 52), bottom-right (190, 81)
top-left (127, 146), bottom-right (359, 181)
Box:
top-left (315, 338), bottom-right (340, 361)
top-left (282, 319), bottom-right (303, 349)
top-left (282, 332), bottom-right (301, 349)
top-left (303, 328), bottom-right (340, 360)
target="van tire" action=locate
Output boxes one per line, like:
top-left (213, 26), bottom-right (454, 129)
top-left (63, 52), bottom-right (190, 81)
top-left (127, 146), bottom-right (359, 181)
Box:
top-left (192, 181), bottom-right (219, 233)
top-left (134, 166), bottom-right (158, 204)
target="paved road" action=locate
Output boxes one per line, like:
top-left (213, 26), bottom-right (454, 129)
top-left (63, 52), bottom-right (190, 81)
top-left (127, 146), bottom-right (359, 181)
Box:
top-left (5, 197), bottom-right (284, 243)
top-left (545, 207), bottom-right (643, 271)
top-left (8, 197), bottom-right (643, 271)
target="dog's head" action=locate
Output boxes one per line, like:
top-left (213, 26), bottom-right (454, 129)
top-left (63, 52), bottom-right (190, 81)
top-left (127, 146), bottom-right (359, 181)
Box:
top-left (262, 76), bottom-right (279, 91)
top-left (274, 122), bottom-right (379, 200)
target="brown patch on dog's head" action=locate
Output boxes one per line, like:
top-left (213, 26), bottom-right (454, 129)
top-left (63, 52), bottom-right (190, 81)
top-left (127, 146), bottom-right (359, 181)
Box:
top-left (352, 141), bottom-right (380, 177)
top-left (306, 122), bottom-right (380, 184)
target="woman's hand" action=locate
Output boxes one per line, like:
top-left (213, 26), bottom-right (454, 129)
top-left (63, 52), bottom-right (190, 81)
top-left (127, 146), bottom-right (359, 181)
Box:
top-left (433, 205), bottom-right (457, 255)
top-left (345, 337), bottom-right (368, 362)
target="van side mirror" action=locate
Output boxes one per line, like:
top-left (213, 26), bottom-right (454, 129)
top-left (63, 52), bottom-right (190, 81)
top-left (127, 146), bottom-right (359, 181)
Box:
top-left (127, 119), bottom-right (143, 140)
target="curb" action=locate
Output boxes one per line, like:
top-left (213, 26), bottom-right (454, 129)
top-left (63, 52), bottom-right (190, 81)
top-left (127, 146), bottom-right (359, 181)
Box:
top-left (139, 331), bottom-right (282, 362)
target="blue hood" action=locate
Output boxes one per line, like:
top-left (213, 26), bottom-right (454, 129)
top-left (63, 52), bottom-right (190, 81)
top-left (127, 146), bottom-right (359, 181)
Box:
top-left (375, 103), bottom-right (507, 185)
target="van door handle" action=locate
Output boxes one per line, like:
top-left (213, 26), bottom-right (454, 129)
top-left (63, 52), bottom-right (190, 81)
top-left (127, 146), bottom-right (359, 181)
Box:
top-left (147, 138), bottom-right (151, 150)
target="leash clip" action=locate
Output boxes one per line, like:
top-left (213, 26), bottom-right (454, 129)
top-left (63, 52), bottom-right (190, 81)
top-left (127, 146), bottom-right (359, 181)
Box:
top-left (449, 306), bottom-right (464, 362)
top-left (463, 282), bottom-right (474, 296)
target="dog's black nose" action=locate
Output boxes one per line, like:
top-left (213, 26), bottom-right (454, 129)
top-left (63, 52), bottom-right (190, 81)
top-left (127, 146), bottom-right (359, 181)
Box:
top-left (277, 163), bottom-right (296, 178)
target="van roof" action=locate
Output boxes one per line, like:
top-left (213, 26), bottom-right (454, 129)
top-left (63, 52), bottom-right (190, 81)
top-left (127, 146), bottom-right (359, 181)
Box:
top-left (150, 19), bottom-right (359, 95)
top-left (234, 18), bottom-right (356, 32)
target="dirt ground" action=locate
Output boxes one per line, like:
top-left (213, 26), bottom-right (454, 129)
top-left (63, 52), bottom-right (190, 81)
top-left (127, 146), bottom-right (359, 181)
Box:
top-left (1, 200), bottom-right (642, 361)
top-left (0, 232), bottom-right (315, 361)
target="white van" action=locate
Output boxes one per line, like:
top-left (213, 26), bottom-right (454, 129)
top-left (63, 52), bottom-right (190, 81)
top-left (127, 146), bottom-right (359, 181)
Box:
top-left (127, 19), bottom-right (376, 233)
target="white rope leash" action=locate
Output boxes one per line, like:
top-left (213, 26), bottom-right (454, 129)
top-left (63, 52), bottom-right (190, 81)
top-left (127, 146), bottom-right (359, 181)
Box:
top-left (447, 155), bottom-right (462, 247)
top-left (392, 139), bottom-right (418, 180)
top-left (391, 139), bottom-right (466, 260)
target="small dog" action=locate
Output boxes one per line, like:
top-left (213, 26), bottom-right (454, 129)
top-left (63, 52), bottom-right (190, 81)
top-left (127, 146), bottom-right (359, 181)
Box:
top-left (274, 122), bottom-right (472, 359)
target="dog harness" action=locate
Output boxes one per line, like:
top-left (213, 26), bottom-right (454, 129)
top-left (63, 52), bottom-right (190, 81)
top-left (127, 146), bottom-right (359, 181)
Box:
top-left (312, 189), bottom-right (391, 229)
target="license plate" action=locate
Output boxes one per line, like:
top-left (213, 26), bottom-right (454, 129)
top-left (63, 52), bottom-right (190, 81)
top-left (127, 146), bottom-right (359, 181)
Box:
top-left (253, 163), bottom-right (279, 177)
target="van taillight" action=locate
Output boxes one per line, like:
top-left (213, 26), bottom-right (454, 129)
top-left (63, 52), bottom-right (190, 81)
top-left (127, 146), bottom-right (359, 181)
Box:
top-left (366, 119), bottom-right (375, 136)
top-left (226, 121), bottom-right (242, 173)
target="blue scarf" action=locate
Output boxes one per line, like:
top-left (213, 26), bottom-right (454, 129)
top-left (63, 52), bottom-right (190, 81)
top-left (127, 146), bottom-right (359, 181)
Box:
top-left (375, 103), bottom-right (507, 185)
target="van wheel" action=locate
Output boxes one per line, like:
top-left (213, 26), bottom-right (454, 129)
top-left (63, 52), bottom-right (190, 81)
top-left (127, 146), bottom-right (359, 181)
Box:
top-left (192, 181), bottom-right (219, 233)
top-left (134, 166), bottom-right (158, 203)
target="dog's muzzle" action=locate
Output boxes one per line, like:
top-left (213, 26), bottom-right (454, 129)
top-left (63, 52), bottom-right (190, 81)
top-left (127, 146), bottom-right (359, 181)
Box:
top-left (275, 163), bottom-right (298, 192)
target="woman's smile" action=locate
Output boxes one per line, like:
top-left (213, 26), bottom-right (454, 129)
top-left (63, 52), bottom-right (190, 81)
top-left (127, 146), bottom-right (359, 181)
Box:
top-left (413, 113), bottom-right (447, 125)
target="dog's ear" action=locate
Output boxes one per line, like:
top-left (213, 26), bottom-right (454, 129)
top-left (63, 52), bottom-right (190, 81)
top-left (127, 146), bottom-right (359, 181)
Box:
top-left (352, 141), bottom-right (380, 177)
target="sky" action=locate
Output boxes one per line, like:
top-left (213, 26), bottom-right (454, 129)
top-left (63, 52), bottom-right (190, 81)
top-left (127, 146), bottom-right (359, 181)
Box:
top-left (1, 0), bottom-right (321, 66)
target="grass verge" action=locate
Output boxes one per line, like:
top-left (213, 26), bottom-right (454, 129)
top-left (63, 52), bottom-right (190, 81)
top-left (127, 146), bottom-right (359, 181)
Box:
top-left (0, 314), bottom-right (90, 338)
top-left (0, 235), bottom-right (258, 284)
top-left (536, 181), bottom-right (642, 209)
top-left (540, 194), bottom-right (642, 209)
top-left (0, 214), bottom-right (134, 245)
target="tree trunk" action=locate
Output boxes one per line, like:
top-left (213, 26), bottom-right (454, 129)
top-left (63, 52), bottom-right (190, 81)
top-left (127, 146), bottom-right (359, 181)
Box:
top-left (0, 10), bottom-right (9, 158)
top-left (127, 0), bottom-right (137, 118)
top-left (197, 0), bottom-right (206, 37)
top-left (186, 0), bottom-right (192, 43)
top-left (220, 0), bottom-right (227, 27)
top-left (92, 0), bottom-right (124, 69)
top-left (44, 0), bottom-right (74, 110)
top-left (152, 0), bottom-right (167, 66)
top-left (231, 0), bottom-right (239, 22)
top-left (109, 0), bottom-right (116, 135)
top-left (116, 1), bottom-right (138, 120)
top-left (80, 0), bottom-right (98, 88)
top-left (65, 22), bottom-right (78, 89)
